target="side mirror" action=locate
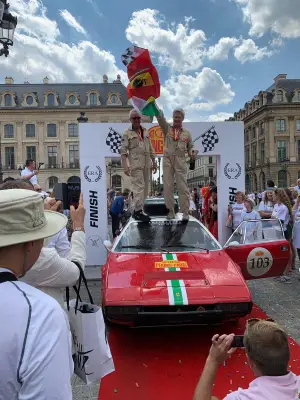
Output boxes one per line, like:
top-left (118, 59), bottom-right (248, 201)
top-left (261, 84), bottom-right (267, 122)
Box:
top-left (103, 240), bottom-right (112, 251)
top-left (224, 241), bottom-right (240, 249)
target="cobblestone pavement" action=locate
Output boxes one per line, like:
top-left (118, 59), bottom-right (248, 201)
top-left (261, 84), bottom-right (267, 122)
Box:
top-left (72, 263), bottom-right (300, 399)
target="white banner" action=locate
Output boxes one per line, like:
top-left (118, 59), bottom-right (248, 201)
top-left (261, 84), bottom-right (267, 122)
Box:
top-left (80, 122), bottom-right (245, 266)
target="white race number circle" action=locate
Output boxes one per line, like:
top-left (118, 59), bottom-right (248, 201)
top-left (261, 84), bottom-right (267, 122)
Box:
top-left (246, 247), bottom-right (273, 277)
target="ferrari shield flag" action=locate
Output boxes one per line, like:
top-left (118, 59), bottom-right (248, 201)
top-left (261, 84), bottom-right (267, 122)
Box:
top-left (162, 254), bottom-right (188, 306)
top-left (121, 46), bottom-right (160, 117)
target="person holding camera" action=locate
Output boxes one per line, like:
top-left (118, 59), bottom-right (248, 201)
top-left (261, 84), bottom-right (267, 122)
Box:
top-left (193, 319), bottom-right (300, 400)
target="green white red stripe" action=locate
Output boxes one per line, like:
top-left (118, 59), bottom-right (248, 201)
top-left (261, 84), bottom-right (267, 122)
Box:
top-left (162, 254), bottom-right (188, 306)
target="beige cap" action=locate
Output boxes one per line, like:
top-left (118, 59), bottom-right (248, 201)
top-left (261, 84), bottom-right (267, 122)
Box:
top-left (0, 189), bottom-right (67, 248)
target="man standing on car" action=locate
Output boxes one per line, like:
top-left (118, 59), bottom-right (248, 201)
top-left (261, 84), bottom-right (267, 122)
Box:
top-left (21, 159), bottom-right (39, 185)
top-left (120, 109), bottom-right (157, 222)
top-left (110, 192), bottom-right (129, 238)
top-left (156, 107), bottom-right (195, 220)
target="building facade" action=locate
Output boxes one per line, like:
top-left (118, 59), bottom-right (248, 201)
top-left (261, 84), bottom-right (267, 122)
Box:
top-left (0, 75), bottom-right (132, 191)
top-left (187, 155), bottom-right (217, 188)
top-left (233, 74), bottom-right (300, 192)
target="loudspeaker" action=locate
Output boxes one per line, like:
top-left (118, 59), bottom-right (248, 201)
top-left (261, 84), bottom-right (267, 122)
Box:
top-left (53, 183), bottom-right (69, 210)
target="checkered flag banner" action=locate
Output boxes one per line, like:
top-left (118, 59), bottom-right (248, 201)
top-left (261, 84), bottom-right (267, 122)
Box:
top-left (199, 126), bottom-right (219, 153)
top-left (121, 46), bottom-right (144, 66)
top-left (106, 128), bottom-right (122, 154)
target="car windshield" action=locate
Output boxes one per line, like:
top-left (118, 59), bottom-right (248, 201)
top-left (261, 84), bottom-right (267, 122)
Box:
top-left (113, 220), bottom-right (221, 253)
top-left (225, 218), bottom-right (285, 246)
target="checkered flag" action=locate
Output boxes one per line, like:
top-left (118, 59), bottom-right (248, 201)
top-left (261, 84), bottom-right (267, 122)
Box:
top-left (200, 126), bottom-right (219, 153)
top-left (121, 46), bottom-right (144, 66)
top-left (106, 128), bottom-right (122, 154)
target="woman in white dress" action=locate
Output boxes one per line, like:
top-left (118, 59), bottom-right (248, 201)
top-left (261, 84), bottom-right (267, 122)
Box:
top-left (272, 189), bottom-right (293, 283)
top-left (228, 191), bottom-right (246, 231)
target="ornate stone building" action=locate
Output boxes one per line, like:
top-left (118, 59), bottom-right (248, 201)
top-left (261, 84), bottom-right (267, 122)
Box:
top-left (0, 75), bottom-right (132, 190)
top-left (233, 74), bottom-right (300, 192)
top-left (187, 156), bottom-right (217, 188)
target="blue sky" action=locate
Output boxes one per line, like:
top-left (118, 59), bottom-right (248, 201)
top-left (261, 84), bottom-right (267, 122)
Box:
top-left (1, 0), bottom-right (300, 120)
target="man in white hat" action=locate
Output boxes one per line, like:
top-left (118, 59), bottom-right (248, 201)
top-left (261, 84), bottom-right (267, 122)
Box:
top-left (0, 189), bottom-right (73, 399)
top-left (120, 109), bottom-right (157, 221)
top-left (157, 107), bottom-right (195, 220)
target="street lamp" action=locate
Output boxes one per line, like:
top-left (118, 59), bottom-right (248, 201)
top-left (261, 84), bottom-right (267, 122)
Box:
top-left (0, 1), bottom-right (17, 57)
top-left (77, 112), bottom-right (88, 123)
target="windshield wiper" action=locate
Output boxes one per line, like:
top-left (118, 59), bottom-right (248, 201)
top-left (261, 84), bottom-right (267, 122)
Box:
top-left (161, 245), bottom-right (210, 253)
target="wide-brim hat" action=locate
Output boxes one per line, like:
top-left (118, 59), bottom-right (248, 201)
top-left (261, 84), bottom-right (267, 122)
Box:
top-left (0, 189), bottom-right (67, 248)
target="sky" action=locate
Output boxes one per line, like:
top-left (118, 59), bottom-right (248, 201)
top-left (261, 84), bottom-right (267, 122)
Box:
top-left (1, 0), bottom-right (300, 120)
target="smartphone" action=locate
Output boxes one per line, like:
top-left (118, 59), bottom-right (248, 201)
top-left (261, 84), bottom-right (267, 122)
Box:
top-left (231, 335), bottom-right (244, 348)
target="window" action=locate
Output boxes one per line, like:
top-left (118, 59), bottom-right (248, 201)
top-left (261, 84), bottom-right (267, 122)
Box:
top-left (47, 94), bottom-right (55, 106)
top-left (296, 91), bottom-right (300, 101)
top-left (298, 141), bottom-right (300, 161)
top-left (110, 94), bottom-right (118, 104)
top-left (112, 175), bottom-right (122, 188)
top-left (69, 144), bottom-right (79, 166)
top-left (252, 126), bottom-right (256, 139)
top-left (208, 168), bottom-right (213, 178)
top-left (296, 120), bottom-right (300, 132)
top-left (68, 123), bottom-right (78, 137)
top-left (278, 170), bottom-right (287, 188)
top-left (276, 119), bottom-right (286, 132)
top-left (26, 124), bottom-right (35, 138)
top-left (89, 93), bottom-right (97, 105)
top-left (48, 146), bottom-right (57, 167)
top-left (260, 123), bottom-right (264, 136)
top-left (245, 148), bottom-right (250, 165)
top-left (49, 176), bottom-right (58, 189)
top-left (4, 94), bottom-right (12, 106)
top-left (251, 144), bottom-right (257, 165)
top-left (5, 147), bottom-right (14, 168)
top-left (276, 90), bottom-right (283, 102)
top-left (277, 140), bottom-right (287, 161)
top-left (260, 142), bottom-right (265, 163)
top-left (47, 124), bottom-right (57, 137)
top-left (208, 156), bottom-right (213, 164)
top-left (245, 131), bottom-right (249, 142)
top-left (26, 146), bottom-right (36, 161)
top-left (4, 124), bottom-right (14, 138)
top-left (26, 96), bottom-right (33, 105)
top-left (69, 95), bottom-right (76, 105)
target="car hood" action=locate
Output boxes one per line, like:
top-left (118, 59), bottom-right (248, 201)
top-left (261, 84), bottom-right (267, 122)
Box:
top-left (106, 251), bottom-right (245, 289)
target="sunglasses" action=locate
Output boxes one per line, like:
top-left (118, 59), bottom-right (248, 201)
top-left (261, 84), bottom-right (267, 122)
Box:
top-left (132, 117), bottom-right (141, 120)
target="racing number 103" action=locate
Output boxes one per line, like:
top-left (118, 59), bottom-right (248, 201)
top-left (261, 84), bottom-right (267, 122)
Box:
top-left (249, 257), bottom-right (270, 269)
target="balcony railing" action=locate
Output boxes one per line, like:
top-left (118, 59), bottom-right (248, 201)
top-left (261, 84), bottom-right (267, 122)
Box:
top-left (3, 164), bottom-right (16, 170)
top-left (65, 163), bottom-right (80, 169)
top-left (45, 164), bottom-right (61, 169)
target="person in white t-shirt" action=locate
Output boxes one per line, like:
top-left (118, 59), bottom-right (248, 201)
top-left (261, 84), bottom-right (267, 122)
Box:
top-left (0, 189), bottom-right (73, 400)
top-left (21, 159), bottom-right (39, 185)
top-left (228, 191), bottom-right (246, 230)
top-left (241, 198), bottom-right (260, 222)
top-left (258, 189), bottom-right (274, 218)
top-left (272, 188), bottom-right (293, 283)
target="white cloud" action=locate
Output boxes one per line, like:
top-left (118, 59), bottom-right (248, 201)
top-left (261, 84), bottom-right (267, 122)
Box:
top-left (59, 10), bottom-right (86, 35)
top-left (234, 39), bottom-right (273, 63)
top-left (85, 0), bottom-right (103, 18)
top-left (206, 37), bottom-right (239, 60)
top-left (158, 68), bottom-right (235, 117)
top-left (125, 9), bottom-right (207, 72)
top-left (204, 112), bottom-right (234, 121)
top-left (1, 0), bottom-right (123, 83)
top-left (234, 0), bottom-right (300, 38)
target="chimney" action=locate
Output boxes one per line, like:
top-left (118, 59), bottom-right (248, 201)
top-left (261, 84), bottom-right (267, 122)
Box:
top-left (43, 76), bottom-right (49, 84)
top-left (5, 76), bottom-right (14, 84)
top-left (274, 74), bottom-right (287, 83)
top-left (103, 74), bottom-right (108, 83)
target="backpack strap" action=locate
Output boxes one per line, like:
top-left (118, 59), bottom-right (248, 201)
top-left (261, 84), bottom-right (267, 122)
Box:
top-left (0, 272), bottom-right (18, 283)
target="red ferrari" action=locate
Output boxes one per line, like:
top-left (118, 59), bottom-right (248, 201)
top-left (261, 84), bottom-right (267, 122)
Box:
top-left (102, 216), bottom-right (290, 327)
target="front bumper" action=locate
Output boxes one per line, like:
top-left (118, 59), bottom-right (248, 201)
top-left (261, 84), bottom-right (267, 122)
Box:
top-left (104, 302), bottom-right (253, 327)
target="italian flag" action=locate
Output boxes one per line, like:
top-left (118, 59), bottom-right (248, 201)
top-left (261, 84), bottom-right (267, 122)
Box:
top-left (130, 96), bottom-right (160, 117)
top-left (162, 254), bottom-right (188, 306)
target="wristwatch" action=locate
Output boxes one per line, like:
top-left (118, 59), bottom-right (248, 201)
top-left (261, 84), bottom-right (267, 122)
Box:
top-left (74, 227), bottom-right (84, 232)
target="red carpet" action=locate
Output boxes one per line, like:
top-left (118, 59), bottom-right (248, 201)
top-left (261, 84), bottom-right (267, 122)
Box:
top-left (99, 305), bottom-right (300, 399)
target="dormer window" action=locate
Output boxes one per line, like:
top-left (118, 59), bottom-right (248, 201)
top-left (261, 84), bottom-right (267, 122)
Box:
top-left (21, 93), bottom-right (38, 107)
top-left (86, 90), bottom-right (101, 106)
top-left (4, 94), bottom-right (12, 106)
top-left (27, 96), bottom-right (33, 105)
top-left (65, 92), bottom-right (80, 106)
top-left (292, 90), bottom-right (300, 103)
top-left (277, 90), bottom-right (283, 102)
top-left (90, 93), bottom-right (97, 105)
top-left (69, 95), bottom-right (76, 104)
top-left (107, 92), bottom-right (122, 105)
top-left (47, 94), bottom-right (55, 106)
top-left (44, 91), bottom-right (58, 107)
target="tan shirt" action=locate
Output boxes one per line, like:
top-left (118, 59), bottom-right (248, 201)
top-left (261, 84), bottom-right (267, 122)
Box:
top-left (156, 113), bottom-right (194, 157)
top-left (120, 126), bottom-right (155, 169)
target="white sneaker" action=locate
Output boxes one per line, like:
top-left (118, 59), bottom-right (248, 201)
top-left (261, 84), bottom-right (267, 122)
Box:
top-left (166, 211), bottom-right (176, 219)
